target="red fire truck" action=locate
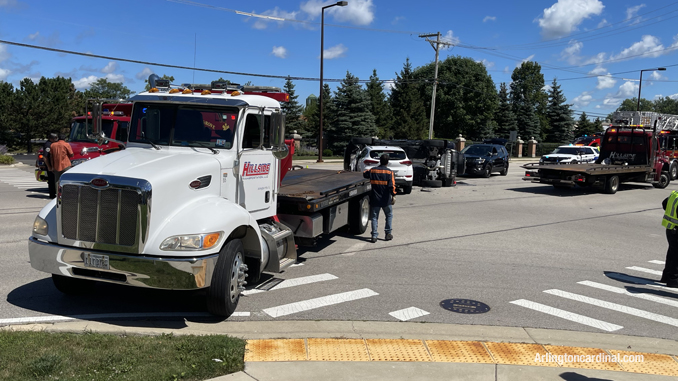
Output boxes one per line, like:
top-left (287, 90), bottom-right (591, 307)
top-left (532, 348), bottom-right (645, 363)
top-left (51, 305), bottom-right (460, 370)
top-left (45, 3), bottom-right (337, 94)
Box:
top-left (35, 103), bottom-right (131, 181)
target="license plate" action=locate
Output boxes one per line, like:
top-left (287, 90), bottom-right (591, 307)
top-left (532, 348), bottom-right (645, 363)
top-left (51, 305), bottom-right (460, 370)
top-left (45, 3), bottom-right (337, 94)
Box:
top-left (83, 253), bottom-right (109, 270)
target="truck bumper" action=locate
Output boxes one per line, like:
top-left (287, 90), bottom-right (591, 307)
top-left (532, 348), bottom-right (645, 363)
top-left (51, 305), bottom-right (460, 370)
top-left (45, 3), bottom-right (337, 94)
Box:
top-left (28, 237), bottom-right (218, 290)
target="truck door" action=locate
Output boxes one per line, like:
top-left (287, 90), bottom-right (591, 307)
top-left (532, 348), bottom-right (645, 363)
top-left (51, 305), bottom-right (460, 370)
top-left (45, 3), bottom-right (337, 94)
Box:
top-left (238, 112), bottom-right (276, 216)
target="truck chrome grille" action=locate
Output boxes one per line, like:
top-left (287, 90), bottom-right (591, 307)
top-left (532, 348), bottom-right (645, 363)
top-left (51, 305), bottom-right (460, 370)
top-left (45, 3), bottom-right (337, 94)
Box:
top-left (61, 184), bottom-right (141, 247)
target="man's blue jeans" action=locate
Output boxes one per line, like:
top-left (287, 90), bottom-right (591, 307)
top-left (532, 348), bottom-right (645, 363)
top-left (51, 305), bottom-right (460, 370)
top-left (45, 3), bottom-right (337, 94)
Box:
top-left (370, 205), bottom-right (393, 238)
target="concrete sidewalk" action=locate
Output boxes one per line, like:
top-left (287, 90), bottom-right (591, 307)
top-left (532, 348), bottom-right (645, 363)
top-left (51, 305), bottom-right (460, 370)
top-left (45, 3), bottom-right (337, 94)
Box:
top-left (4, 320), bottom-right (677, 380)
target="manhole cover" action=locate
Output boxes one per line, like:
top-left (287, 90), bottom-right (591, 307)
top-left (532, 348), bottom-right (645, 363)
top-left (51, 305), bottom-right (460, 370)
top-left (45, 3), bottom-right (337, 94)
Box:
top-left (440, 299), bottom-right (490, 314)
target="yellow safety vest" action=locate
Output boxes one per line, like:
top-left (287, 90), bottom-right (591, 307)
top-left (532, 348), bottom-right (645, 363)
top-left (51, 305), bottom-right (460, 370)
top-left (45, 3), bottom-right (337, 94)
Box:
top-left (662, 191), bottom-right (678, 229)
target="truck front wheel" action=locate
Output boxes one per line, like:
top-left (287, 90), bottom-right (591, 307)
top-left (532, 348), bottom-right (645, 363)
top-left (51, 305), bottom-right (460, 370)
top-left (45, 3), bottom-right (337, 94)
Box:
top-left (604, 175), bottom-right (620, 194)
top-left (349, 195), bottom-right (370, 234)
top-left (654, 171), bottom-right (670, 189)
top-left (207, 239), bottom-right (246, 318)
top-left (670, 163), bottom-right (678, 180)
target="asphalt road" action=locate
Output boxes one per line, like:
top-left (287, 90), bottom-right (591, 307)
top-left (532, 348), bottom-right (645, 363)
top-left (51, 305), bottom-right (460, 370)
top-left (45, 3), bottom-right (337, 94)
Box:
top-left (1, 161), bottom-right (677, 341)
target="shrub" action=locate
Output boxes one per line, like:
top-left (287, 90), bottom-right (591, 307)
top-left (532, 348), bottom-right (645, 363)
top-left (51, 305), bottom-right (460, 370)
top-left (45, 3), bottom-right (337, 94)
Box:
top-left (0, 154), bottom-right (14, 165)
top-left (323, 149), bottom-right (333, 157)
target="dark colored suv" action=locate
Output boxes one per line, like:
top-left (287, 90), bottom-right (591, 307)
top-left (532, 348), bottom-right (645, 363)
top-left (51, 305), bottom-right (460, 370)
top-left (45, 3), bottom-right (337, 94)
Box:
top-left (461, 144), bottom-right (509, 177)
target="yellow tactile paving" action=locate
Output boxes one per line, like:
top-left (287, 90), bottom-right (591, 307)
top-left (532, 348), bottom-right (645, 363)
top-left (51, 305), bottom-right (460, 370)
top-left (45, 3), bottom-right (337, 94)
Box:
top-left (483, 342), bottom-right (558, 367)
top-left (307, 338), bottom-right (370, 361)
top-left (244, 339), bottom-right (307, 362)
top-left (544, 345), bottom-right (623, 371)
top-left (425, 340), bottom-right (494, 363)
top-left (365, 339), bottom-right (431, 362)
top-left (243, 338), bottom-right (678, 377)
top-left (609, 350), bottom-right (678, 377)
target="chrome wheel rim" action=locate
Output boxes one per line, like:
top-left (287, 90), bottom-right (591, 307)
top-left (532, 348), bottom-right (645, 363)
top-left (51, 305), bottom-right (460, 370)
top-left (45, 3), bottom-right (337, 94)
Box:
top-left (360, 197), bottom-right (369, 227)
top-left (229, 251), bottom-right (245, 303)
top-left (611, 177), bottom-right (619, 191)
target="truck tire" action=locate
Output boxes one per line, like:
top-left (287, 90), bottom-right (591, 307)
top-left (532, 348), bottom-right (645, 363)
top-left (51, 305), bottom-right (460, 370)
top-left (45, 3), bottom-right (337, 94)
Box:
top-left (604, 175), bottom-right (620, 194)
top-left (423, 139), bottom-right (445, 148)
top-left (402, 185), bottom-right (413, 194)
top-left (52, 274), bottom-right (94, 295)
top-left (207, 239), bottom-right (246, 318)
top-left (349, 195), bottom-right (370, 234)
top-left (671, 162), bottom-right (678, 180)
top-left (654, 171), bottom-right (670, 189)
top-left (421, 179), bottom-right (443, 188)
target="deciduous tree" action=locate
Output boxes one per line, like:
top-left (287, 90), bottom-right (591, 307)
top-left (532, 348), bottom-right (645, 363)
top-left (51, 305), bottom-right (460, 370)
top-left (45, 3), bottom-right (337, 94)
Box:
top-left (85, 78), bottom-right (134, 99)
top-left (510, 61), bottom-right (547, 140)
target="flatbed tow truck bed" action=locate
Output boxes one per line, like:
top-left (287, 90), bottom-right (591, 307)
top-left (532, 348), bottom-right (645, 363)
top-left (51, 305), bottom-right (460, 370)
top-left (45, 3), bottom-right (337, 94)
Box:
top-left (522, 163), bottom-right (652, 175)
top-left (278, 169), bottom-right (371, 213)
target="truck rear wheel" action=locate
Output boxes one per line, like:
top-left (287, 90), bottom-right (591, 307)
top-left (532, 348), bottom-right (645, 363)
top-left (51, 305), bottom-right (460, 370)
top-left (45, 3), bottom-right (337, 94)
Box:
top-left (654, 171), bottom-right (670, 189)
top-left (52, 274), bottom-right (94, 295)
top-left (604, 175), bottom-right (619, 194)
top-left (207, 239), bottom-right (246, 318)
top-left (670, 163), bottom-right (678, 180)
top-left (349, 195), bottom-right (370, 234)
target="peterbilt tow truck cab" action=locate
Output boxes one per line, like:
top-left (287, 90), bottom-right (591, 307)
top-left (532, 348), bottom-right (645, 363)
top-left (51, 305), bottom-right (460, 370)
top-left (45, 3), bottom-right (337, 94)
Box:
top-left (28, 76), bottom-right (371, 318)
top-left (35, 103), bottom-right (130, 181)
top-left (523, 111), bottom-right (671, 194)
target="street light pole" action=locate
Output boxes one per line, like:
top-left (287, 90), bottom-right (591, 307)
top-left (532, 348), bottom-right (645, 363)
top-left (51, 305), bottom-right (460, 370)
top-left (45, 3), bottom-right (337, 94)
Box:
top-left (637, 67), bottom-right (666, 111)
top-left (318, 1), bottom-right (348, 163)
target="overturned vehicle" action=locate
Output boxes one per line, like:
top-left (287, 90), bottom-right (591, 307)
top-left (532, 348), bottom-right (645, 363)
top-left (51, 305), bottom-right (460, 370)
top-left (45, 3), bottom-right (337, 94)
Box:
top-left (344, 137), bottom-right (465, 188)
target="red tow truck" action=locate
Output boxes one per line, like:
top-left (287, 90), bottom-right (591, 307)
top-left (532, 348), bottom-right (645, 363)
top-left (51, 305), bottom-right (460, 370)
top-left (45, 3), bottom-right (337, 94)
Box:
top-left (523, 111), bottom-right (671, 194)
top-left (35, 103), bottom-right (131, 181)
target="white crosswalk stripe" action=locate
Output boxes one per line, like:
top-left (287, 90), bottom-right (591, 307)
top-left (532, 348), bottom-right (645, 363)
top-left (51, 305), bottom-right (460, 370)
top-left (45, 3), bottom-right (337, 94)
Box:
top-left (544, 289), bottom-right (678, 327)
top-left (389, 307), bottom-right (430, 322)
top-left (649, 260), bottom-right (666, 265)
top-left (577, 281), bottom-right (678, 308)
top-left (242, 273), bottom-right (337, 295)
top-left (510, 299), bottom-right (623, 332)
top-left (262, 288), bottom-right (378, 318)
top-left (626, 266), bottom-right (662, 276)
top-left (0, 168), bottom-right (47, 191)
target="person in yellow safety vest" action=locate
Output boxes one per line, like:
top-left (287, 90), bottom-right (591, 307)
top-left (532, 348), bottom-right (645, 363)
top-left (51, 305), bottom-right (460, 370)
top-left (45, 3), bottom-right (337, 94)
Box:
top-left (661, 191), bottom-right (678, 288)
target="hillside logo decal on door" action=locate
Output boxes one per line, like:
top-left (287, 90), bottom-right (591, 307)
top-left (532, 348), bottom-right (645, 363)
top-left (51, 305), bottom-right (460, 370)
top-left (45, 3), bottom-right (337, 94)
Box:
top-left (242, 162), bottom-right (271, 179)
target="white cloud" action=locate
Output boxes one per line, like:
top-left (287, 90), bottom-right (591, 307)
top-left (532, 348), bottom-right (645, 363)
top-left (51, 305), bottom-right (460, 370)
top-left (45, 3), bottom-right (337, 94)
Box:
top-left (611, 35), bottom-right (664, 60)
top-left (560, 40), bottom-right (583, 64)
top-left (322, 44), bottom-right (347, 59)
top-left (517, 54), bottom-right (535, 67)
top-left (135, 67), bottom-right (153, 80)
top-left (476, 59), bottom-right (495, 69)
top-left (650, 71), bottom-right (666, 81)
top-left (271, 46), bottom-right (288, 58)
top-left (618, 81), bottom-right (638, 97)
top-left (597, 18), bottom-right (608, 28)
top-left (101, 61), bottom-right (118, 74)
top-left (589, 66), bottom-right (616, 89)
top-left (105, 73), bottom-right (124, 83)
top-left (670, 93), bottom-right (678, 100)
top-left (27, 31), bottom-right (39, 40)
top-left (73, 75), bottom-right (99, 90)
top-left (382, 81), bottom-right (395, 91)
top-left (441, 30), bottom-right (460, 49)
top-left (537, 0), bottom-right (604, 38)
top-left (573, 91), bottom-right (593, 107)
top-left (583, 52), bottom-right (606, 65)
top-left (0, 68), bottom-right (10, 81)
top-left (250, 7), bottom-right (299, 30)
top-left (483, 16), bottom-right (496, 22)
top-left (503, 66), bottom-right (510, 74)
top-left (626, 4), bottom-right (646, 23)
top-left (542, 84), bottom-right (552, 92)
top-left (391, 16), bottom-right (404, 25)
top-left (598, 81), bottom-right (639, 109)
top-left (300, 0), bottom-right (375, 26)
top-left (24, 31), bottom-right (61, 47)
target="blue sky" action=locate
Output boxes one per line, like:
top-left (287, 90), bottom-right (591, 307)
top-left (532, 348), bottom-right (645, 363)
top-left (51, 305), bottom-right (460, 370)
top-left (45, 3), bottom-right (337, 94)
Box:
top-left (1, 0), bottom-right (678, 121)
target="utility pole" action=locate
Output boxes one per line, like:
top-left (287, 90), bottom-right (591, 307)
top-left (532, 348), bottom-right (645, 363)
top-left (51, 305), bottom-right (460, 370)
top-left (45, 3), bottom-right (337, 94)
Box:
top-left (419, 32), bottom-right (452, 139)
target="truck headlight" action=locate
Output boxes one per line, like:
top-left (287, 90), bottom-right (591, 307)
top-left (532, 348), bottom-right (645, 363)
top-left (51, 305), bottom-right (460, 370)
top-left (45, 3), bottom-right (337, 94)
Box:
top-left (160, 232), bottom-right (222, 251)
top-left (33, 216), bottom-right (48, 236)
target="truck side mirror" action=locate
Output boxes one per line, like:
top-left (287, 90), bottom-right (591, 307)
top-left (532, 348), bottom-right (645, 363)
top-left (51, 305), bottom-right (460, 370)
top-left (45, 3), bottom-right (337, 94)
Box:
top-left (270, 112), bottom-right (288, 160)
top-left (88, 101), bottom-right (106, 146)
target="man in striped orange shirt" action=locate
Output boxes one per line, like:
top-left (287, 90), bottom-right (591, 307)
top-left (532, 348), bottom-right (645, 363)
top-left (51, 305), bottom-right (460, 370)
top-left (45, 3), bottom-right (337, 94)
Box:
top-left (363, 154), bottom-right (397, 243)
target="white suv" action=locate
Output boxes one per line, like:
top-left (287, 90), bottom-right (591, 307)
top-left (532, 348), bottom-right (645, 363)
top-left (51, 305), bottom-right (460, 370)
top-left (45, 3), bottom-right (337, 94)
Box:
top-left (353, 146), bottom-right (414, 194)
top-left (540, 145), bottom-right (599, 165)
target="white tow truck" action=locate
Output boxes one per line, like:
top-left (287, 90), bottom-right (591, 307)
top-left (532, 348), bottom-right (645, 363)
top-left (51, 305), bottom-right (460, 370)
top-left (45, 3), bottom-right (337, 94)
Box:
top-left (28, 75), bottom-right (372, 318)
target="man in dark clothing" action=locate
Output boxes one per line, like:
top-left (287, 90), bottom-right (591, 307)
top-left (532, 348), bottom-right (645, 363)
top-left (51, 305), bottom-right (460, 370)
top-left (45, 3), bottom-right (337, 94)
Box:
top-left (43, 133), bottom-right (58, 199)
top-left (363, 154), bottom-right (397, 243)
top-left (661, 194), bottom-right (678, 287)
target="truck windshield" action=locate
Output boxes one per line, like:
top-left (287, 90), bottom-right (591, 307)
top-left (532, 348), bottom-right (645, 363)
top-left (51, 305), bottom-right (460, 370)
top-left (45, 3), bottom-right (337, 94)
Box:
top-left (69, 120), bottom-right (114, 143)
top-left (129, 103), bottom-right (239, 149)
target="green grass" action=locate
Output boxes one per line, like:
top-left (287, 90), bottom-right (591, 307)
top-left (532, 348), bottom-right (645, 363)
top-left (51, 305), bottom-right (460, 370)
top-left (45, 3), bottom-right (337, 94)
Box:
top-left (0, 155), bottom-right (14, 165)
top-left (0, 331), bottom-right (245, 381)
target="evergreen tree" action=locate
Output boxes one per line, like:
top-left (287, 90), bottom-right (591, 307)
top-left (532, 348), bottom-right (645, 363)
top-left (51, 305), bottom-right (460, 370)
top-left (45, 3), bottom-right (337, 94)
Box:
top-left (366, 69), bottom-right (393, 138)
top-left (495, 82), bottom-right (517, 139)
top-left (510, 61), bottom-right (547, 140)
top-left (575, 112), bottom-right (596, 137)
top-left (390, 58), bottom-right (428, 139)
top-left (281, 77), bottom-right (305, 135)
top-left (329, 71), bottom-right (377, 153)
top-left (0, 82), bottom-right (16, 147)
top-left (477, 120), bottom-right (497, 140)
top-left (546, 78), bottom-right (574, 143)
top-left (592, 117), bottom-right (603, 134)
top-left (309, 83), bottom-right (335, 149)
